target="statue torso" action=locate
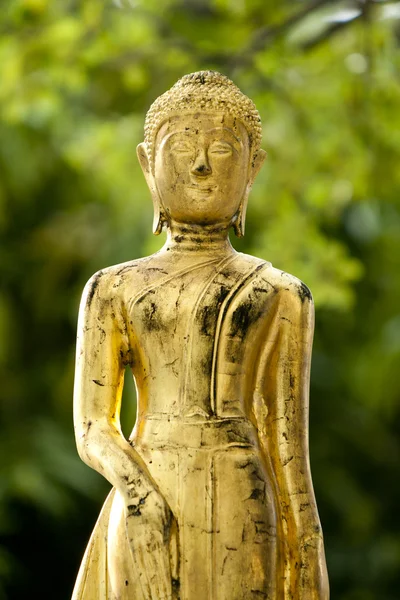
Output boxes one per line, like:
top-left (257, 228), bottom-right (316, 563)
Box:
top-left (113, 251), bottom-right (275, 425)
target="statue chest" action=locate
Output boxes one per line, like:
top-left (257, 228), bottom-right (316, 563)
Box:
top-left (125, 257), bottom-right (274, 418)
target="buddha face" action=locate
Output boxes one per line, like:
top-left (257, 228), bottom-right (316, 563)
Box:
top-left (152, 113), bottom-right (252, 226)
top-left (137, 112), bottom-right (266, 234)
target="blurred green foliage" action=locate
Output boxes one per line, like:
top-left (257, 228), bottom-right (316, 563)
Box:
top-left (0, 0), bottom-right (400, 598)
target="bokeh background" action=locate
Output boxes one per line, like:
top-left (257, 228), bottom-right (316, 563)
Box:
top-left (1, 0), bottom-right (400, 598)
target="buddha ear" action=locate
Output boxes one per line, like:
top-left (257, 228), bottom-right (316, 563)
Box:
top-left (249, 148), bottom-right (267, 186)
top-left (137, 142), bottom-right (153, 186)
top-left (233, 149), bottom-right (267, 238)
top-left (137, 142), bottom-right (165, 235)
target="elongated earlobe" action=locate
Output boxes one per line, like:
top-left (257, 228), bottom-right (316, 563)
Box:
top-left (233, 197), bottom-right (248, 238)
top-left (152, 196), bottom-right (169, 236)
top-left (153, 203), bottom-right (167, 235)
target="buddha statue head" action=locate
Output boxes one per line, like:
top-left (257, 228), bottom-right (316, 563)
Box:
top-left (137, 71), bottom-right (266, 237)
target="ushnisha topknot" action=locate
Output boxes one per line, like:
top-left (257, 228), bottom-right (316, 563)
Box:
top-left (144, 70), bottom-right (262, 162)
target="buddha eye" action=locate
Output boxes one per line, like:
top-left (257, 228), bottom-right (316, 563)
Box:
top-left (170, 142), bottom-right (193, 154)
top-left (209, 142), bottom-right (233, 155)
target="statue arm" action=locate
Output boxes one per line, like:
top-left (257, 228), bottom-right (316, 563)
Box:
top-left (73, 270), bottom-right (154, 502)
top-left (253, 281), bottom-right (329, 599)
top-left (74, 270), bottom-right (174, 599)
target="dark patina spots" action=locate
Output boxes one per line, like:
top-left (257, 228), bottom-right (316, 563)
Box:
top-left (86, 271), bottom-right (103, 307)
top-left (199, 285), bottom-right (230, 337)
top-left (93, 379), bottom-right (104, 387)
top-left (248, 488), bottom-right (265, 501)
top-left (289, 373), bottom-right (295, 389)
top-left (297, 281), bottom-right (312, 303)
top-left (230, 299), bottom-right (263, 338)
top-left (120, 347), bottom-right (134, 367)
top-left (127, 493), bottom-right (150, 517)
top-left (201, 354), bottom-right (213, 377)
top-left (200, 305), bottom-right (214, 337)
top-left (143, 301), bottom-right (163, 332)
top-left (136, 289), bottom-right (155, 305)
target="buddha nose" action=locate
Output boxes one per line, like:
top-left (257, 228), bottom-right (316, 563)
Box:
top-left (191, 149), bottom-right (211, 176)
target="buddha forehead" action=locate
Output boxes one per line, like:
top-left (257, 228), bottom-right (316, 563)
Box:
top-left (155, 113), bottom-right (250, 149)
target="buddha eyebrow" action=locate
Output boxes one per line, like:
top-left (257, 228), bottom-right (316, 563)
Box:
top-left (207, 128), bottom-right (242, 144)
top-left (163, 131), bottom-right (192, 142)
top-left (157, 131), bottom-right (192, 152)
top-left (161, 128), bottom-right (242, 142)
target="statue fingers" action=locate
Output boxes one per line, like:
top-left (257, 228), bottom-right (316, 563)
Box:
top-left (130, 544), bottom-right (152, 600)
top-left (126, 522), bottom-right (172, 593)
top-left (129, 529), bottom-right (172, 600)
top-left (142, 542), bottom-right (173, 599)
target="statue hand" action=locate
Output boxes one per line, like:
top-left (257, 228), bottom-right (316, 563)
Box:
top-left (125, 486), bottom-right (176, 600)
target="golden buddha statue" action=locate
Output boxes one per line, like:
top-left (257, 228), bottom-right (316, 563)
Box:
top-left (72, 71), bottom-right (329, 600)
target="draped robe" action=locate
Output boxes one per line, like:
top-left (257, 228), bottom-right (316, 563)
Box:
top-left (72, 251), bottom-right (327, 600)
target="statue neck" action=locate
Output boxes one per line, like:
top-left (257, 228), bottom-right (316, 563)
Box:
top-left (163, 221), bottom-right (235, 255)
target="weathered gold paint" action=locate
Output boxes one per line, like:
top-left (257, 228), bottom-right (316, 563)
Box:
top-left (72, 71), bottom-right (329, 599)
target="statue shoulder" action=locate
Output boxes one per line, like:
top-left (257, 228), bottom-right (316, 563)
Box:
top-left (236, 254), bottom-right (314, 309)
top-left (82, 257), bottom-right (152, 304)
top-left (86, 257), bottom-right (153, 296)
top-left (262, 265), bottom-right (313, 306)
top-left (245, 261), bottom-right (315, 333)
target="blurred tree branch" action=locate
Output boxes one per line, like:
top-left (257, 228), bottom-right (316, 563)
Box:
top-left (233, 0), bottom-right (335, 61)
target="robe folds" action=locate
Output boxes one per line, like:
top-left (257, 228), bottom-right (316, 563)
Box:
top-left (72, 252), bottom-right (327, 600)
